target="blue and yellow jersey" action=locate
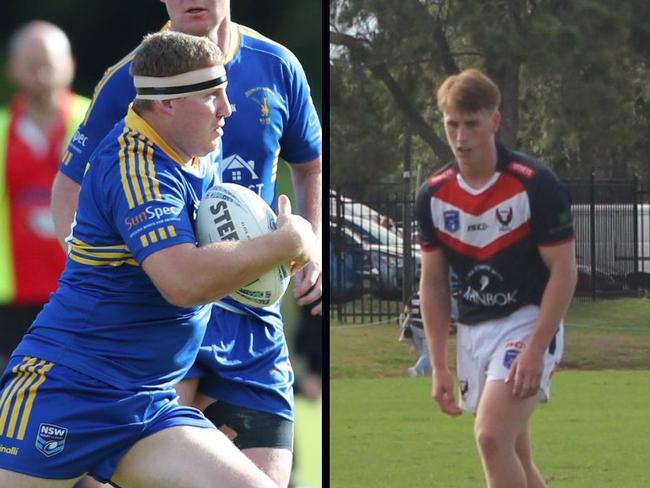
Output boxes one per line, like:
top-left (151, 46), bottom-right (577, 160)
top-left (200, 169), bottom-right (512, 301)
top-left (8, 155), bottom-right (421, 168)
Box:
top-left (217, 25), bottom-right (322, 320)
top-left (59, 23), bottom-right (321, 324)
top-left (17, 108), bottom-right (217, 390)
top-left (221, 24), bottom-right (322, 202)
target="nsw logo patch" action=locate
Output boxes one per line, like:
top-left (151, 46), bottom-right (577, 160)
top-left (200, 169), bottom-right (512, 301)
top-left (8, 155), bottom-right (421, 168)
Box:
top-left (443, 210), bottom-right (460, 233)
top-left (35, 423), bottom-right (68, 457)
top-left (503, 349), bottom-right (521, 369)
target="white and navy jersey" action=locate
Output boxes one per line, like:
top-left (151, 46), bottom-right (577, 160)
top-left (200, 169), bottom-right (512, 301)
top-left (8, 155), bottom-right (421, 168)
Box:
top-left (415, 144), bottom-right (574, 325)
top-left (407, 292), bottom-right (423, 329)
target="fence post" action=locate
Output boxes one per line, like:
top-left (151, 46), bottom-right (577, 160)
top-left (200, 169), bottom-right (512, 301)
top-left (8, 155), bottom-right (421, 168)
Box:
top-left (633, 175), bottom-right (639, 276)
top-left (589, 173), bottom-right (596, 301)
top-left (335, 188), bottom-right (343, 322)
top-left (402, 127), bottom-right (413, 306)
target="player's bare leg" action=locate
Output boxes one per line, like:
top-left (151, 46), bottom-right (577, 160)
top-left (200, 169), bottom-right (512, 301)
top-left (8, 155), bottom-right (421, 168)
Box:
top-left (474, 380), bottom-right (542, 488)
top-left (243, 447), bottom-right (293, 488)
top-left (190, 391), bottom-right (293, 487)
top-left (0, 469), bottom-right (82, 488)
top-left (112, 425), bottom-right (278, 488)
top-left (515, 428), bottom-right (546, 488)
top-left (74, 476), bottom-right (112, 487)
top-left (175, 377), bottom-right (200, 405)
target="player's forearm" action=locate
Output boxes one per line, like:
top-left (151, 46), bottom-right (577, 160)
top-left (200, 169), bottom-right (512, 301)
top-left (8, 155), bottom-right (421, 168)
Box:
top-left (529, 262), bottom-right (577, 355)
top-left (156, 230), bottom-right (303, 307)
top-left (420, 282), bottom-right (451, 371)
top-left (290, 158), bottom-right (322, 241)
top-left (51, 171), bottom-right (81, 250)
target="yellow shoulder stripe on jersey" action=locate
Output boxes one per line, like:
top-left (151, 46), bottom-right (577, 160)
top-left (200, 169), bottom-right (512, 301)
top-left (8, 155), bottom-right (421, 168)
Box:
top-left (0, 357), bottom-right (54, 440)
top-left (118, 129), bottom-right (136, 209)
top-left (127, 131), bottom-right (145, 205)
top-left (237, 23), bottom-right (286, 52)
top-left (119, 128), bottom-right (162, 210)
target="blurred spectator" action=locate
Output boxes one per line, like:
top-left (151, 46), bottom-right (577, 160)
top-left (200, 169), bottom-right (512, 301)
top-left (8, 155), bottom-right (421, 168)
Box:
top-left (402, 290), bottom-right (432, 377)
top-left (0, 21), bottom-right (89, 359)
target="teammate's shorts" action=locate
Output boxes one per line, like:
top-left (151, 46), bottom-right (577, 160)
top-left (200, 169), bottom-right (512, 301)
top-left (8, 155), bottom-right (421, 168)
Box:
top-left (185, 305), bottom-right (295, 421)
top-left (203, 400), bottom-right (294, 450)
top-left (456, 305), bottom-right (563, 413)
top-left (0, 355), bottom-right (214, 483)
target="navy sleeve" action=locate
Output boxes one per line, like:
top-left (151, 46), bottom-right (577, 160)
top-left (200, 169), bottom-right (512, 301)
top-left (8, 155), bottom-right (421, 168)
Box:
top-left (529, 168), bottom-right (575, 245)
top-left (415, 180), bottom-right (440, 251)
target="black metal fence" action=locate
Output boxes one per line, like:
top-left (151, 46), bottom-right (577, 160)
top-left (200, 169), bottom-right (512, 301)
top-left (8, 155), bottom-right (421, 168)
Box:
top-left (330, 177), bottom-right (650, 323)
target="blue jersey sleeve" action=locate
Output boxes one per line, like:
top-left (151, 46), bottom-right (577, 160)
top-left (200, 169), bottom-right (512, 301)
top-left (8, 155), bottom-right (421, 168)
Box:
top-left (60, 54), bottom-right (136, 184)
top-left (278, 50), bottom-right (322, 164)
top-left (102, 149), bottom-right (197, 264)
top-left (112, 170), bottom-right (197, 264)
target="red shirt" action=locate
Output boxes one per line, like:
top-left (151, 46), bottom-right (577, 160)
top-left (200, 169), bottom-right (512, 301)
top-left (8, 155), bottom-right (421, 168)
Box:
top-left (5, 92), bottom-right (72, 305)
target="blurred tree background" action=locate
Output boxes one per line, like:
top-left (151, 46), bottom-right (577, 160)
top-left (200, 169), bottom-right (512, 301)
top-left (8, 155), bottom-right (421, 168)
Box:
top-left (0, 0), bottom-right (321, 113)
top-left (330, 0), bottom-right (650, 188)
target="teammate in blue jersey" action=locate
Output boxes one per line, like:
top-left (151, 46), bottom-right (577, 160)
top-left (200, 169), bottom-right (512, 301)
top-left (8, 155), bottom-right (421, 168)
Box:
top-left (51, 2), bottom-right (322, 486)
top-left (0, 31), bottom-right (316, 488)
top-left (416, 68), bottom-right (577, 488)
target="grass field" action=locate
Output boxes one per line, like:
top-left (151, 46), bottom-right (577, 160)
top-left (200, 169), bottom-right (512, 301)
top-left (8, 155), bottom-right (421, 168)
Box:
top-left (294, 397), bottom-right (323, 488)
top-left (330, 298), bottom-right (650, 487)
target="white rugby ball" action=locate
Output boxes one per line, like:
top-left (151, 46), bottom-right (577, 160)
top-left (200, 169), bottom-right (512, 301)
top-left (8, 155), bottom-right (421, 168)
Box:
top-left (196, 183), bottom-right (290, 307)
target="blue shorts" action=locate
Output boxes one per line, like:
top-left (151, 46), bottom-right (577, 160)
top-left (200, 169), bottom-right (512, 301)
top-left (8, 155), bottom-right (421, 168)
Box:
top-left (0, 355), bottom-right (213, 482)
top-left (185, 306), bottom-right (294, 421)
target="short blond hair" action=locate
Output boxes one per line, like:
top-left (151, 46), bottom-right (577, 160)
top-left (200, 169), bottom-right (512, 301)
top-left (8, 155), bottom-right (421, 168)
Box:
top-left (436, 68), bottom-right (500, 113)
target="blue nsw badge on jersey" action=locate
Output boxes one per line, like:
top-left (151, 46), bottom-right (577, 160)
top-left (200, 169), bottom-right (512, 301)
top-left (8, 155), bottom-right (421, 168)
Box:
top-left (503, 349), bottom-right (521, 369)
top-left (35, 423), bottom-right (68, 457)
top-left (444, 210), bottom-right (460, 233)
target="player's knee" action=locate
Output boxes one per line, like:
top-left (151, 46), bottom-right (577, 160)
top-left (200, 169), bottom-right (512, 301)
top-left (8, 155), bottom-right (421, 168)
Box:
top-left (474, 427), bottom-right (506, 460)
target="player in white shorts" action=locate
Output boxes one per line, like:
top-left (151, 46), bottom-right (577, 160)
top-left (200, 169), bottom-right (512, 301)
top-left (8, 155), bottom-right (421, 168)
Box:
top-left (416, 68), bottom-right (577, 488)
top-left (456, 305), bottom-right (563, 413)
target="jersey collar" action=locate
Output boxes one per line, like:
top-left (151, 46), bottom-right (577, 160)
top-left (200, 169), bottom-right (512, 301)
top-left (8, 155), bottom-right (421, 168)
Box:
top-left (125, 105), bottom-right (188, 166)
top-left (161, 20), bottom-right (241, 65)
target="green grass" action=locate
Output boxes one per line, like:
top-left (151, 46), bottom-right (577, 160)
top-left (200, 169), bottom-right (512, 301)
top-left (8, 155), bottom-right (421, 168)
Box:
top-left (331, 298), bottom-right (650, 378)
top-left (331, 298), bottom-right (650, 487)
top-left (294, 396), bottom-right (323, 488)
top-left (331, 372), bottom-right (650, 488)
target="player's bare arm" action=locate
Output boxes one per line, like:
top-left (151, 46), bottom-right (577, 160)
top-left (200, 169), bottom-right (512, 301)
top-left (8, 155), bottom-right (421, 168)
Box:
top-left (507, 239), bottom-right (577, 399)
top-left (51, 171), bottom-right (81, 249)
top-left (143, 196), bottom-right (316, 307)
top-left (289, 156), bottom-right (322, 314)
top-left (420, 248), bottom-right (461, 416)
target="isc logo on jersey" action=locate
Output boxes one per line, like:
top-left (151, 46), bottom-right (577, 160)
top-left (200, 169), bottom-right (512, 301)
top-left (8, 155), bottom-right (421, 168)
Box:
top-left (195, 183), bottom-right (290, 307)
top-left (35, 423), bottom-right (68, 457)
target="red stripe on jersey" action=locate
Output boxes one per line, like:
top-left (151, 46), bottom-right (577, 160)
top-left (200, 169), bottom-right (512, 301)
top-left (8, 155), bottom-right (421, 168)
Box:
top-left (428, 168), bottom-right (456, 188)
top-left (435, 173), bottom-right (526, 216)
top-left (437, 221), bottom-right (532, 260)
top-left (507, 161), bottom-right (536, 179)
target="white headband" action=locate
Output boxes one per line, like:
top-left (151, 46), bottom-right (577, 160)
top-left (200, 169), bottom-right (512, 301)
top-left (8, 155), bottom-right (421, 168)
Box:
top-left (134, 65), bottom-right (227, 100)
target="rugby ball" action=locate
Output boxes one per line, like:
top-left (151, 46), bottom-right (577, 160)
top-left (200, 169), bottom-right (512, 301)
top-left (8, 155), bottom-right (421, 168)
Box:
top-left (195, 183), bottom-right (290, 307)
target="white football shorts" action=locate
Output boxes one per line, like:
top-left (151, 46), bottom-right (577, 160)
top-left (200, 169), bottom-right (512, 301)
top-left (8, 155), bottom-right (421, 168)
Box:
top-left (456, 304), bottom-right (563, 413)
